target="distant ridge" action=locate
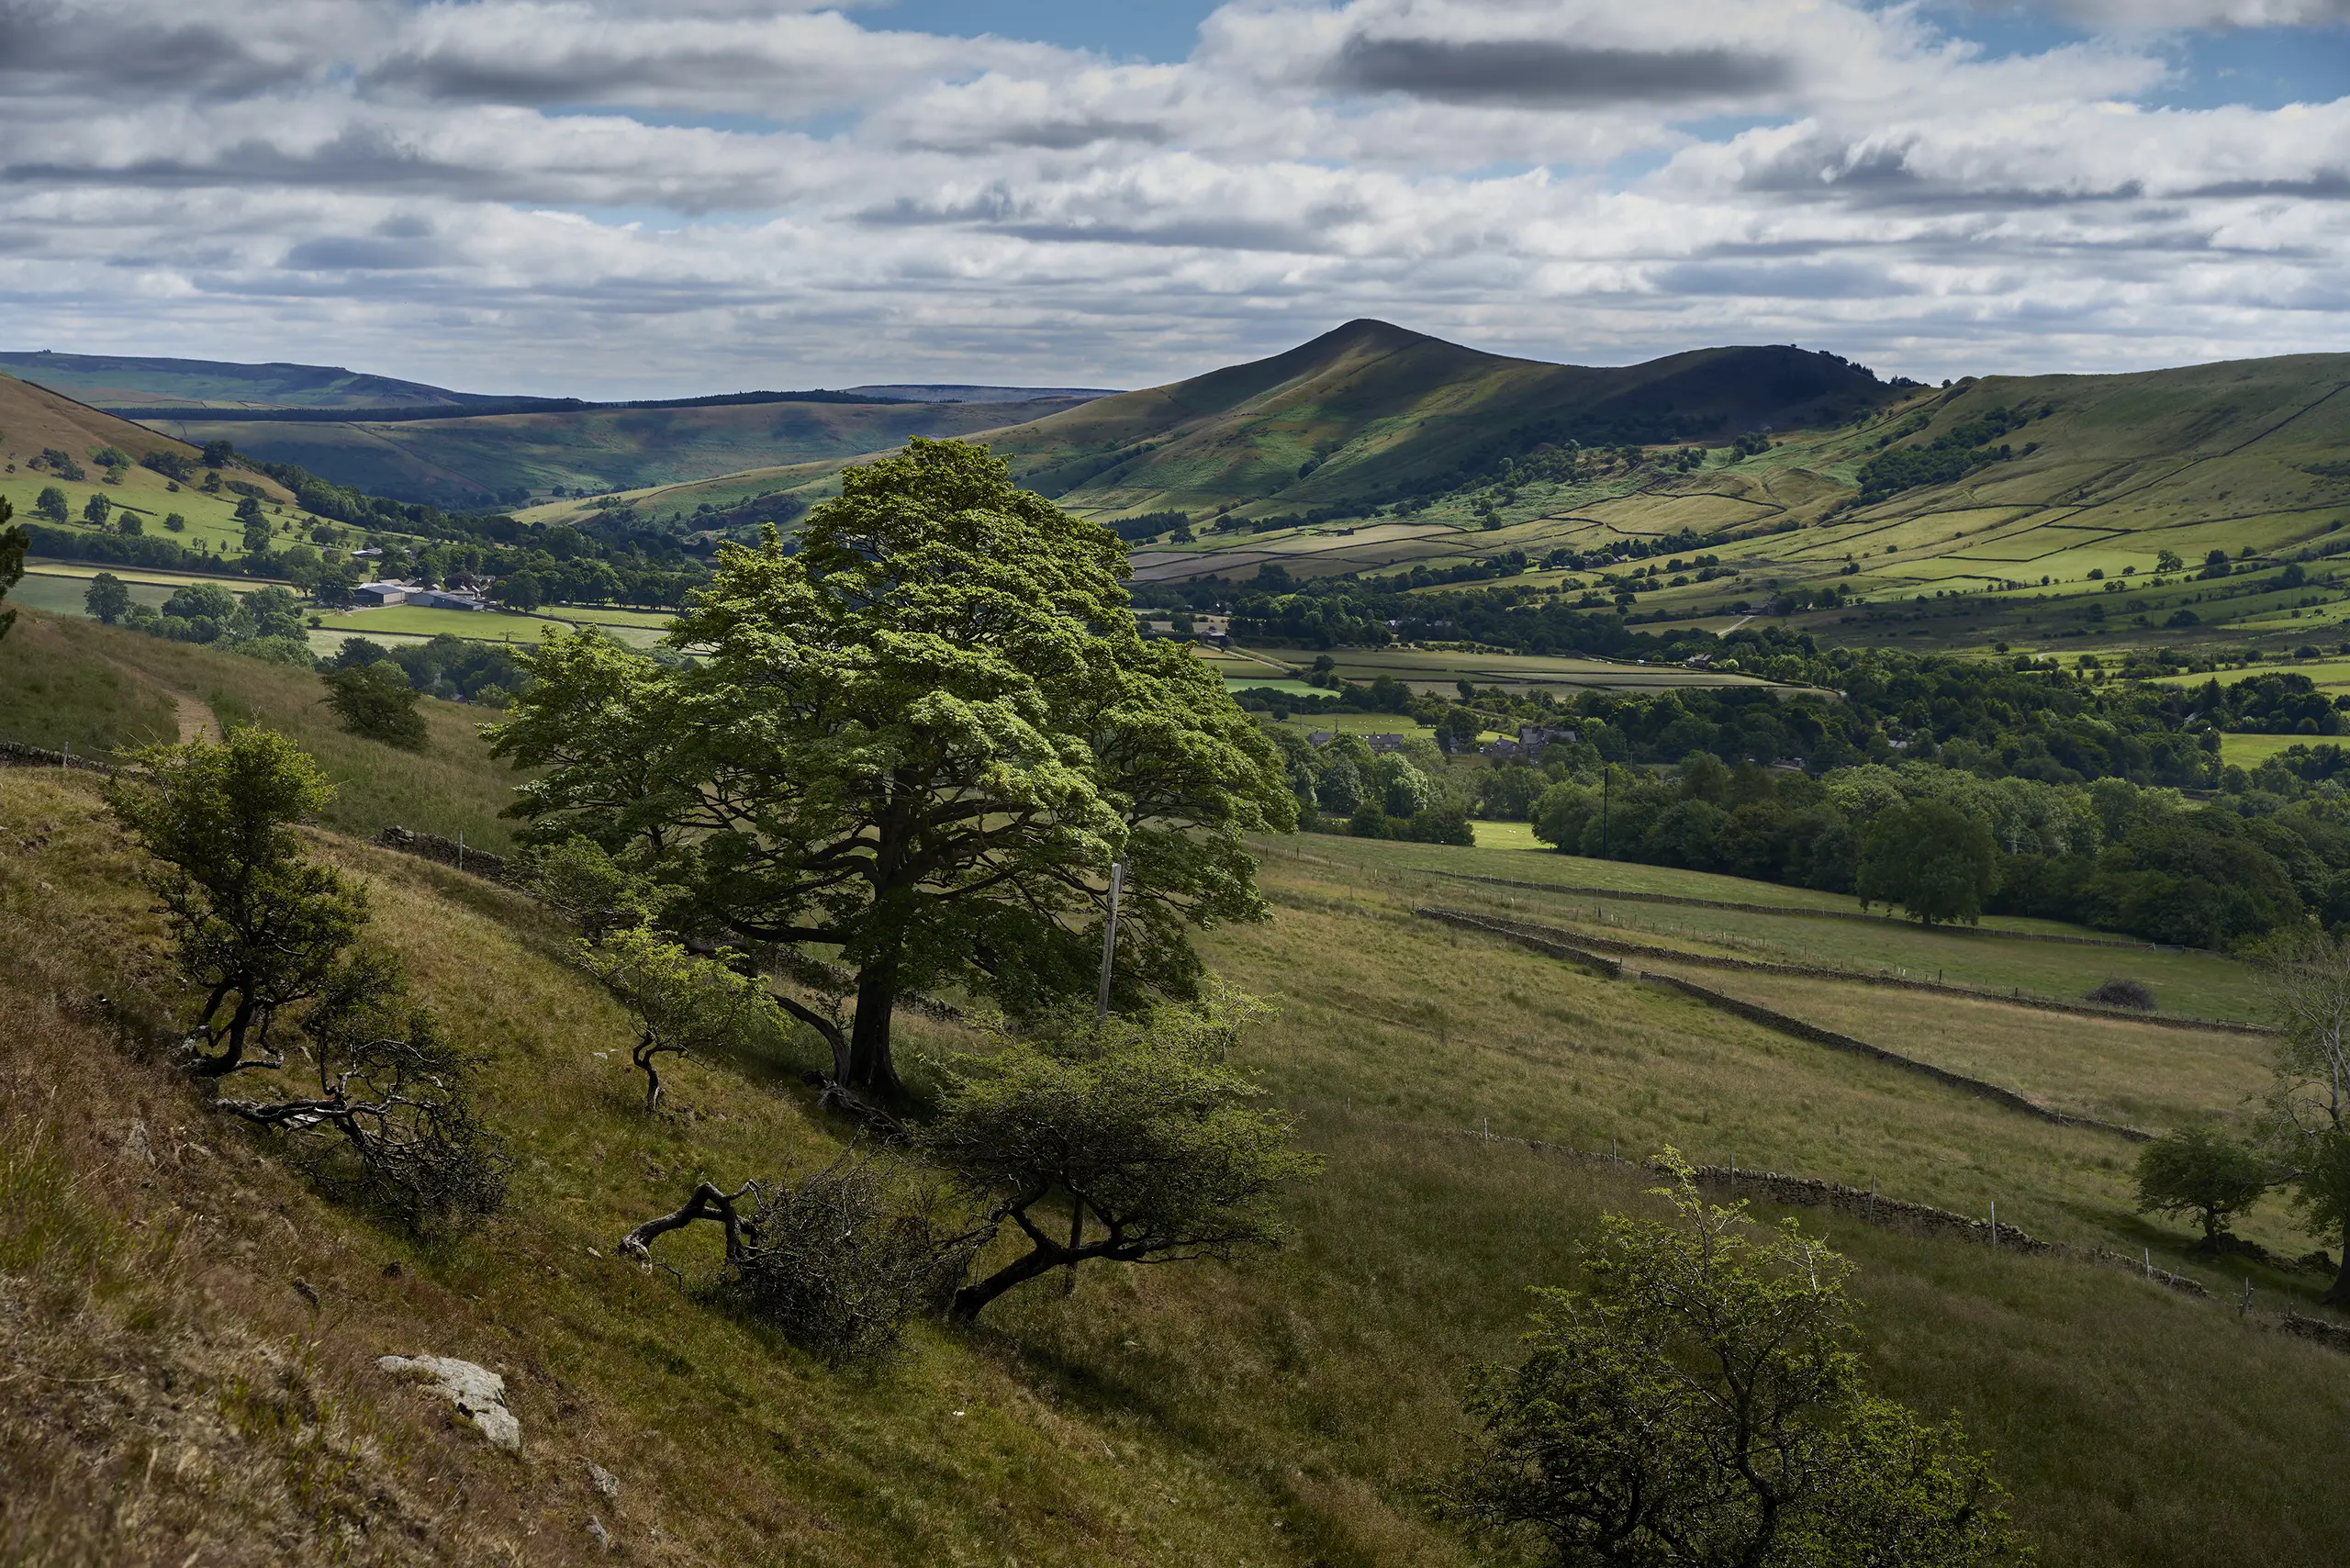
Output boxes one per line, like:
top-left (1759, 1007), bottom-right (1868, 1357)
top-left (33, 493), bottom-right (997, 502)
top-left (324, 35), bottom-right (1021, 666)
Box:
top-left (0, 350), bottom-right (498, 411)
top-left (844, 384), bottom-right (1123, 404)
top-left (101, 388), bottom-right (915, 423)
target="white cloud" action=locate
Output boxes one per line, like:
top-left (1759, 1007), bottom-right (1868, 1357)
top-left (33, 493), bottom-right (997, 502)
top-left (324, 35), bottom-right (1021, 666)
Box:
top-left (0, 0), bottom-right (2343, 392)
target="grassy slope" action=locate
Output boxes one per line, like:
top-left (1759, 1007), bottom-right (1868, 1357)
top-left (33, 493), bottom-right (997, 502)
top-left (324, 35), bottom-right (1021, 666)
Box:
top-left (145, 397), bottom-right (1094, 506)
top-left (3, 371), bottom-right (302, 563)
top-left (5, 769), bottom-right (2348, 1566)
top-left (502, 331), bottom-right (2350, 662)
top-left (1147, 351), bottom-right (2350, 658)
top-left (0, 611), bottom-right (521, 849)
top-left (1312, 833), bottom-right (2268, 1018)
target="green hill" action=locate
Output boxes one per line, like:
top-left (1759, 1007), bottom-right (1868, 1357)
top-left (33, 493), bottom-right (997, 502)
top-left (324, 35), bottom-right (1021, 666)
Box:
top-left (0, 349), bottom-right (497, 410)
top-left (982, 318), bottom-right (1893, 515)
top-left (139, 395), bottom-right (1099, 508)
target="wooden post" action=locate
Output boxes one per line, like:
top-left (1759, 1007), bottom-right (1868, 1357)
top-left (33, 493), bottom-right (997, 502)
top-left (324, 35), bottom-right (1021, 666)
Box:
top-left (1093, 860), bottom-right (1126, 1024)
top-left (1989, 1200), bottom-right (1997, 1249)
top-left (456, 831), bottom-right (465, 873)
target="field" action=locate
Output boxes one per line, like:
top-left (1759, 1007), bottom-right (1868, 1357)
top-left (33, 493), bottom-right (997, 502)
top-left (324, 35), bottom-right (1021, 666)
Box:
top-left (12, 566), bottom-right (679, 657)
top-left (5, 755), bottom-right (2348, 1567)
top-left (1242, 643), bottom-right (1781, 696)
top-left (1292, 834), bottom-right (2270, 1019)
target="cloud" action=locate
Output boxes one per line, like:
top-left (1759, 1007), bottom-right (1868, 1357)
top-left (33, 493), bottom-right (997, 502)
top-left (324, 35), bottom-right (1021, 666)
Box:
top-left (0, 0), bottom-right (2343, 393)
top-left (2042, 0), bottom-right (2350, 25)
top-left (1324, 36), bottom-right (1793, 106)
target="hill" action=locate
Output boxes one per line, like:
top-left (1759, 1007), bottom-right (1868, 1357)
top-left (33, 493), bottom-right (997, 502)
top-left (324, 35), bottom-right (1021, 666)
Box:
top-left (137, 394), bottom-right (1101, 508)
top-left (0, 372), bottom-right (300, 565)
top-left (0, 349), bottom-right (500, 411)
top-left (3, 613), bottom-right (2347, 1565)
top-left (979, 318), bottom-right (1894, 515)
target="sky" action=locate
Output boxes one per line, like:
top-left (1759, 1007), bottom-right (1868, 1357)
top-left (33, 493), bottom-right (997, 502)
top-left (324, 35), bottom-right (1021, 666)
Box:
top-left (2, 0), bottom-right (2347, 398)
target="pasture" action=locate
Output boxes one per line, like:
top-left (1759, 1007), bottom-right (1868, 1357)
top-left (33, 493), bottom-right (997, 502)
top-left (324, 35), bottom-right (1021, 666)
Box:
top-left (1284, 834), bottom-right (2269, 1019)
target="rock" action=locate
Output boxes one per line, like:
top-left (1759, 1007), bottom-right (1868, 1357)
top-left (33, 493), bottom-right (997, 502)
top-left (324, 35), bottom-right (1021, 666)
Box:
top-left (378, 1354), bottom-right (522, 1452)
top-left (588, 1518), bottom-right (612, 1551)
top-left (120, 1121), bottom-right (156, 1168)
top-left (586, 1461), bottom-right (621, 1501)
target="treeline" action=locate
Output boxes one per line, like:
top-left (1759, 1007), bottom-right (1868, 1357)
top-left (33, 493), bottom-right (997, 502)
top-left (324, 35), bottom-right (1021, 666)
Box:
top-left (1524, 753), bottom-right (2350, 950)
top-left (1256, 625), bottom-right (2330, 791)
top-left (1855, 403), bottom-right (2050, 504)
top-left (1262, 728), bottom-right (1476, 845)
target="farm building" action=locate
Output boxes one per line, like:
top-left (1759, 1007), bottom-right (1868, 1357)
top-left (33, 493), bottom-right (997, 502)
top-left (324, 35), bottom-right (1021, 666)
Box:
top-left (352, 581), bottom-right (410, 606)
top-left (408, 588), bottom-right (491, 611)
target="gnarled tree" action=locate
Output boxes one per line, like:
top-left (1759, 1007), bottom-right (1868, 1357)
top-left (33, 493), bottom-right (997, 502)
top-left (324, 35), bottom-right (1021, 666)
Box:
top-left (109, 728), bottom-right (368, 1075)
top-left (920, 992), bottom-right (1316, 1322)
top-left (217, 945), bottom-right (509, 1233)
top-left (618, 1158), bottom-right (984, 1364)
top-left (572, 924), bottom-right (788, 1112)
top-left (494, 438), bottom-right (1294, 1097)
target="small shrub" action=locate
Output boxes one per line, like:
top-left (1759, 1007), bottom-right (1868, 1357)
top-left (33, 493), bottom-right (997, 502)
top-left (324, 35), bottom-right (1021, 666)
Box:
top-left (2086, 978), bottom-right (2156, 1012)
top-left (320, 661), bottom-right (428, 750)
top-left (218, 946), bottom-right (509, 1235)
top-left (621, 1159), bottom-right (983, 1365)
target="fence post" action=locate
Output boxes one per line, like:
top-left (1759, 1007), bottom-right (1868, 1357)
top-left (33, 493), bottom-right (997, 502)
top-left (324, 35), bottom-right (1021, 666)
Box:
top-left (1989, 1200), bottom-right (1997, 1249)
top-left (1867, 1178), bottom-right (1875, 1225)
top-left (1483, 1115), bottom-right (1490, 1143)
top-left (2239, 1280), bottom-right (2253, 1317)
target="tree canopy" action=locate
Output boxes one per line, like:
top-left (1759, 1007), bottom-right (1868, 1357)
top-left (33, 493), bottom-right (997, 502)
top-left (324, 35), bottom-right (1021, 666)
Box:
top-left (2132, 1126), bottom-right (2269, 1246)
top-left (2263, 934), bottom-right (2350, 1305)
top-left (322, 660), bottom-right (430, 750)
top-left (1857, 799), bottom-right (1998, 925)
top-left (495, 438), bottom-right (1294, 1095)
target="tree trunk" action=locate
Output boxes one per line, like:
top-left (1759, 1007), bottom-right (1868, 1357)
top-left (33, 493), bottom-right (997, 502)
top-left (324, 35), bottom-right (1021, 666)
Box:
top-left (846, 950), bottom-right (902, 1098)
top-left (950, 1244), bottom-right (1067, 1323)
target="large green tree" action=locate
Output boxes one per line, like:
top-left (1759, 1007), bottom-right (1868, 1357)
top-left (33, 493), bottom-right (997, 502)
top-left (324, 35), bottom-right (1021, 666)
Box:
top-left (0, 498), bottom-right (23, 642)
top-left (495, 439), bottom-right (1293, 1096)
top-left (1857, 799), bottom-right (1997, 925)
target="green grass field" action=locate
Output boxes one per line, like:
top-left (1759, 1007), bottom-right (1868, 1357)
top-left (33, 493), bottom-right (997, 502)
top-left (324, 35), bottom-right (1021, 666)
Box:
top-left (1283, 834), bottom-right (2269, 1019)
